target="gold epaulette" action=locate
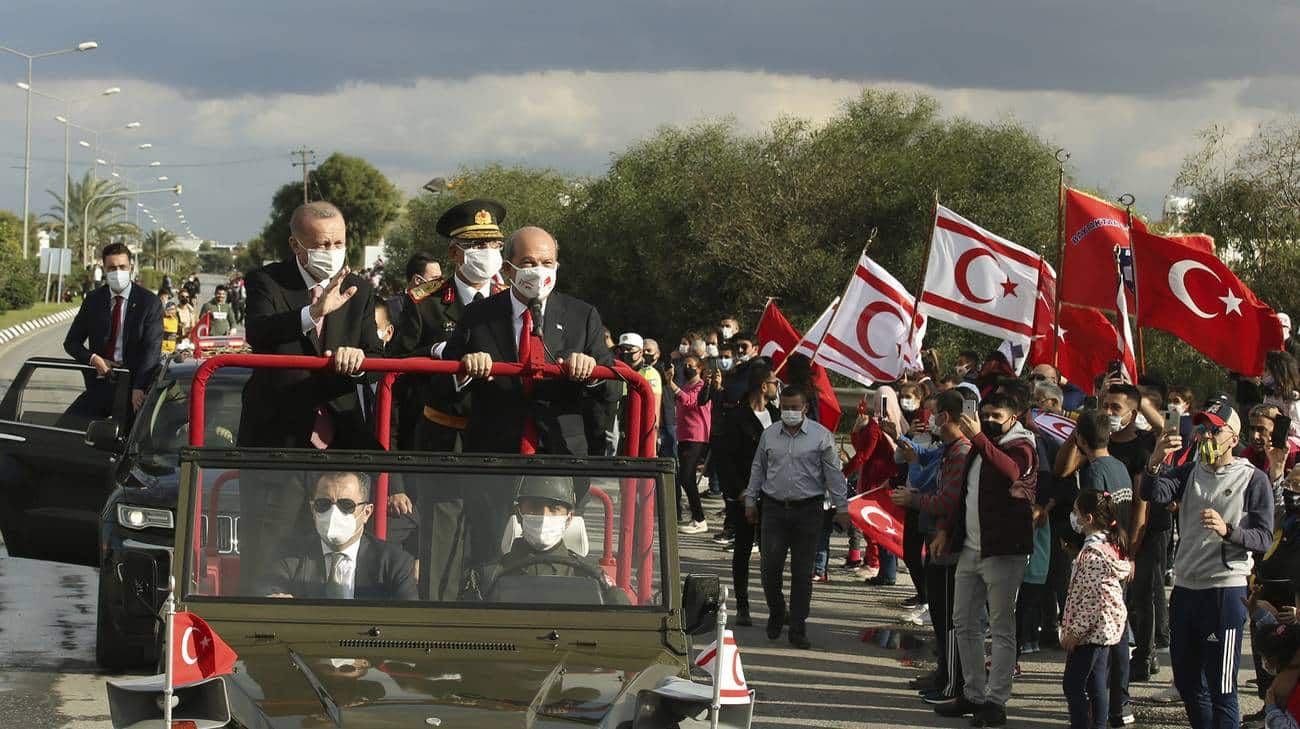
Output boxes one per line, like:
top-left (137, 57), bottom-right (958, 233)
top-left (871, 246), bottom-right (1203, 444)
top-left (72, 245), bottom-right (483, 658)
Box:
top-left (407, 277), bottom-right (446, 304)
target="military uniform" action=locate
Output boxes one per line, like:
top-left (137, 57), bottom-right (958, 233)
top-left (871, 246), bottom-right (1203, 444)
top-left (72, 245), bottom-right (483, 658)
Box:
top-left (388, 199), bottom-right (508, 600)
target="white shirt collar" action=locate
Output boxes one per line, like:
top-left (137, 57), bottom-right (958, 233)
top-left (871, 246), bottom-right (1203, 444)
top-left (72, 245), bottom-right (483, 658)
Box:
top-left (454, 273), bottom-right (492, 304)
top-left (106, 281), bottom-right (133, 301)
top-left (320, 534), bottom-right (363, 562)
top-left (509, 292), bottom-right (548, 321)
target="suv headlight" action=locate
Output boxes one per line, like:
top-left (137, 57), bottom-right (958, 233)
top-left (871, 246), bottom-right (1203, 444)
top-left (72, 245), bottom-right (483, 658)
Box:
top-left (117, 504), bottom-right (174, 530)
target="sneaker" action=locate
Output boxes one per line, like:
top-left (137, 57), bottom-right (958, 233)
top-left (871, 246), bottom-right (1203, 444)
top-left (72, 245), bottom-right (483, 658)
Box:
top-left (678, 520), bottom-right (708, 535)
top-left (910, 608), bottom-right (932, 626)
top-left (908, 672), bottom-right (938, 691)
top-left (1018, 641), bottom-right (1039, 655)
top-left (900, 594), bottom-right (925, 608)
top-left (920, 688), bottom-right (958, 705)
top-left (971, 702), bottom-right (1007, 727)
top-left (866, 575), bottom-right (896, 586)
top-left (1108, 705), bottom-right (1135, 727)
top-left (934, 696), bottom-right (984, 718)
top-left (812, 571), bottom-right (829, 583)
top-left (902, 603), bottom-right (930, 625)
top-left (711, 530), bottom-right (735, 544)
top-left (854, 565), bottom-right (880, 580)
top-left (1149, 684), bottom-right (1181, 704)
top-left (1012, 663), bottom-right (1022, 679)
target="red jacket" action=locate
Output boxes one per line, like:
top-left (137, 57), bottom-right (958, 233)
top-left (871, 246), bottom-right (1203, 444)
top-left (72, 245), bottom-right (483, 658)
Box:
top-left (845, 420), bottom-right (898, 494)
top-left (950, 424), bottom-right (1038, 557)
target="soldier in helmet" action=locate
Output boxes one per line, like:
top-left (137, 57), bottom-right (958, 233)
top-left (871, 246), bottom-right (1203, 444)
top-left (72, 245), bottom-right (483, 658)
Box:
top-left (388, 199), bottom-right (508, 601)
top-left (477, 475), bottom-right (630, 605)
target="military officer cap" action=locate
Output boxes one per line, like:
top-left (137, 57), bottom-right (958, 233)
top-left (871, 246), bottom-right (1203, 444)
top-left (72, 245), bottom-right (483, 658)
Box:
top-left (514, 475), bottom-right (576, 510)
top-left (436, 199), bottom-right (507, 241)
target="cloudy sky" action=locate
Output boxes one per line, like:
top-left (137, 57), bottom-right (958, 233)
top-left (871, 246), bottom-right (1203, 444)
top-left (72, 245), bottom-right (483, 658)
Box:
top-left (2, 1), bottom-right (1297, 244)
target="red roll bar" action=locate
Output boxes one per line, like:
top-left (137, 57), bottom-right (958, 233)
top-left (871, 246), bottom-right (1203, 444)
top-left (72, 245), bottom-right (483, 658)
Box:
top-left (185, 353), bottom-right (658, 597)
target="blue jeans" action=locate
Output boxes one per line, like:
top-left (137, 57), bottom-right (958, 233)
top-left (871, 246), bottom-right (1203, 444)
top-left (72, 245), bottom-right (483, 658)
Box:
top-left (1064, 643), bottom-right (1109, 729)
top-left (814, 509), bottom-right (834, 573)
top-left (877, 547), bottom-right (897, 582)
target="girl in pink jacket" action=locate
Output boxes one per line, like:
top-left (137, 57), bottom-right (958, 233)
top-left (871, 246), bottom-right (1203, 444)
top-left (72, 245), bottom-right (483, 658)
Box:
top-left (1060, 489), bottom-right (1132, 729)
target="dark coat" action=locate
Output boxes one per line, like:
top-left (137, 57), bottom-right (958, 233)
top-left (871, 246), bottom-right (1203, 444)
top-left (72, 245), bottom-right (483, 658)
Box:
top-left (64, 282), bottom-right (163, 391)
top-left (440, 290), bottom-right (616, 455)
top-left (256, 533), bottom-right (417, 601)
top-left (713, 400), bottom-right (780, 494)
top-left (950, 427), bottom-right (1039, 558)
top-left (237, 260), bottom-right (384, 449)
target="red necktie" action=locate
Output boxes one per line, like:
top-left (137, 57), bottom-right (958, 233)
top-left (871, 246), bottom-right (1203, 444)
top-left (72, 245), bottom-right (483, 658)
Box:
top-left (106, 295), bottom-right (124, 360)
top-left (518, 308), bottom-right (545, 454)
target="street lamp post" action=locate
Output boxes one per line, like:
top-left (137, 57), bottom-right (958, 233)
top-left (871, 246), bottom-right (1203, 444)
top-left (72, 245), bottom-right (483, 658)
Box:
top-left (83, 185), bottom-right (181, 293)
top-left (1, 41), bottom-right (98, 258)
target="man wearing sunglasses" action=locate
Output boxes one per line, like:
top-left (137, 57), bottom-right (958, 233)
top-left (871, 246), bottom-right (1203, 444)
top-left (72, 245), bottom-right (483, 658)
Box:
top-left (1143, 399), bottom-right (1274, 729)
top-left (257, 471), bottom-right (417, 601)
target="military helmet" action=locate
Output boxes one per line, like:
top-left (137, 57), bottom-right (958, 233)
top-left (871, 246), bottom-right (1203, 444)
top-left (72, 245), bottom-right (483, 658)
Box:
top-left (513, 475), bottom-right (576, 510)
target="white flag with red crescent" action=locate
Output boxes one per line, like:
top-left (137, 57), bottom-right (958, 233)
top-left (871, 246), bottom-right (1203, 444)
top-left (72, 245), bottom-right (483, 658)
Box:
top-left (693, 629), bottom-right (751, 704)
top-left (918, 205), bottom-right (1043, 345)
top-left (816, 254), bottom-right (926, 385)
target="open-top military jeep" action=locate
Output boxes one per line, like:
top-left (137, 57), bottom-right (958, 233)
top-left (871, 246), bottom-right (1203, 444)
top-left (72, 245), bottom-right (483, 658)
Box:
top-left (107, 354), bottom-right (754, 728)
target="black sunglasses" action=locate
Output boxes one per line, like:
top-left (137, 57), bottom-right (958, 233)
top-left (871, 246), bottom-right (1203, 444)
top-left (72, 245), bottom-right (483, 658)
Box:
top-left (311, 498), bottom-right (370, 515)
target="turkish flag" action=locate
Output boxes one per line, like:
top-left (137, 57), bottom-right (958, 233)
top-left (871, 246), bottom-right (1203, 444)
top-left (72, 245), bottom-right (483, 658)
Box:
top-left (1167, 233), bottom-right (1215, 255)
top-left (1060, 188), bottom-right (1148, 312)
top-left (847, 488), bottom-right (904, 558)
top-left (754, 301), bottom-right (843, 431)
top-left (1132, 228), bottom-right (1283, 376)
top-left (918, 205), bottom-right (1043, 345)
top-left (171, 612), bottom-right (238, 687)
top-left (1026, 261), bottom-right (1058, 369)
top-left (817, 253), bottom-right (927, 386)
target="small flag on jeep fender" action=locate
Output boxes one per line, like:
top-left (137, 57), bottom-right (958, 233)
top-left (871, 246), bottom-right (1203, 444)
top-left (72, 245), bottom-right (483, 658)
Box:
top-left (694, 629), bottom-right (750, 704)
top-left (171, 612), bottom-right (237, 687)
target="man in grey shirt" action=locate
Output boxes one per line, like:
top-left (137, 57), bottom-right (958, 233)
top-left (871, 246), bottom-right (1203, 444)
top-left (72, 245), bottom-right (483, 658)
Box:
top-left (745, 386), bottom-right (850, 649)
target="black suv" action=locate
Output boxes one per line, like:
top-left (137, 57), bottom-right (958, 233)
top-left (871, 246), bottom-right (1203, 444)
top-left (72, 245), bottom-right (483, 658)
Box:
top-left (0, 356), bottom-right (247, 668)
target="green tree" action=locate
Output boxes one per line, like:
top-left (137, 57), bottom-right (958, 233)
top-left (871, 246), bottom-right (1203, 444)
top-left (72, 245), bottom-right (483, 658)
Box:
top-left (138, 228), bottom-right (178, 269)
top-left (0, 210), bottom-right (42, 310)
top-left (260, 153), bottom-right (402, 264)
top-left (43, 171), bottom-right (138, 266)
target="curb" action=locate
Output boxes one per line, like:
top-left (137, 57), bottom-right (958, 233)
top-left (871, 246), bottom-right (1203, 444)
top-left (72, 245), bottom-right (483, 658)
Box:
top-left (0, 307), bottom-right (78, 346)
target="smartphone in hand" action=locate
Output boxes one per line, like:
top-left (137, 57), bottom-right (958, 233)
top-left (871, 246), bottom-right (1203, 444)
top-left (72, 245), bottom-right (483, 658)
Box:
top-left (1274, 415), bottom-right (1293, 449)
top-left (1164, 404), bottom-right (1182, 432)
top-left (962, 398), bottom-right (978, 418)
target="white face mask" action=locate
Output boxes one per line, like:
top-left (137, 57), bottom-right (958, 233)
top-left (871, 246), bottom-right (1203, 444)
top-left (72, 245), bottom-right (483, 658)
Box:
top-left (106, 269), bottom-right (131, 293)
top-left (1069, 511), bottom-right (1084, 534)
top-left (299, 242), bottom-right (346, 281)
top-left (705, 344), bottom-right (720, 358)
top-left (929, 416), bottom-right (944, 437)
top-left (314, 505), bottom-right (360, 548)
top-left (899, 397), bottom-right (919, 412)
top-left (377, 327), bottom-right (391, 343)
top-left (678, 343), bottom-right (690, 355)
top-left (1134, 414), bottom-right (1151, 431)
top-left (1108, 414), bottom-right (1127, 433)
top-left (721, 326), bottom-right (736, 339)
top-left (781, 409), bottom-right (804, 427)
top-left (520, 514), bottom-right (567, 551)
top-left (459, 247), bottom-right (502, 283)
top-left (508, 263), bottom-right (557, 301)
top-left (718, 357), bottom-right (733, 371)
top-left (1169, 402), bottom-right (1186, 416)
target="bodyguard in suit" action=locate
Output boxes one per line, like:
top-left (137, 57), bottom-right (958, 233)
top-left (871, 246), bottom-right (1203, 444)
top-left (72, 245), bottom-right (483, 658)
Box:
top-left (257, 471), bottom-right (417, 601)
top-left (441, 226), bottom-right (618, 568)
top-left (64, 242), bottom-right (163, 417)
top-left (238, 201), bottom-right (385, 590)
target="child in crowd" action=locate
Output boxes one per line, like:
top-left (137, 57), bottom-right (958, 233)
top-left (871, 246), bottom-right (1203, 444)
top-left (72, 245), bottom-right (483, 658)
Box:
top-left (1061, 489), bottom-right (1132, 729)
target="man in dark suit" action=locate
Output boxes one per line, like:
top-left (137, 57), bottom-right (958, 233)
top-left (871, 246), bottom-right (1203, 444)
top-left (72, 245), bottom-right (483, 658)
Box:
top-left (441, 225), bottom-right (617, 455)
top-left (63, 243), bottom-right (163, 418)
top-left (440, 226), bottom-right (617, 568)
top-left (257, 471), bottom-right (417, 601)
top-left (238, 201), bottom-right (385, 590)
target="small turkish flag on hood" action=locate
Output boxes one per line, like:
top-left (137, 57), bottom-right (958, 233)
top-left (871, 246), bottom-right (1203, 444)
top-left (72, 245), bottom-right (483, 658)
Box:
top-left (847, 488), bottom-right (905, 558)
top-left (171, 612), bottom-right (238, 687)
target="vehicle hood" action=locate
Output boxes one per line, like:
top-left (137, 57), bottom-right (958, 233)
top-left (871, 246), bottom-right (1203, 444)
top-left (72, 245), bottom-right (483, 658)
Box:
top-left (225, 641), bottom-right (675, 728)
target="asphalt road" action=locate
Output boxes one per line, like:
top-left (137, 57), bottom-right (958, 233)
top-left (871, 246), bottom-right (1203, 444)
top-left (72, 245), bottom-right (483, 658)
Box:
top-left (0, 275), bottom-right (1264, 727)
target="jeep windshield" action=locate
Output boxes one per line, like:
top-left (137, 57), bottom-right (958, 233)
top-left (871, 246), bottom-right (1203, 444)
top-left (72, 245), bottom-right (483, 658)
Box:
top-left (131, 366), bottom-right (247, 475)
top-left (179, 456), bottom-right (668, 610)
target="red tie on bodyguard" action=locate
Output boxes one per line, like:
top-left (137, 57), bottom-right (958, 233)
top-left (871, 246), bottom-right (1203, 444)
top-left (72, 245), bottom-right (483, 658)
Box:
top-left (106, 295), bottom-right (124, 361)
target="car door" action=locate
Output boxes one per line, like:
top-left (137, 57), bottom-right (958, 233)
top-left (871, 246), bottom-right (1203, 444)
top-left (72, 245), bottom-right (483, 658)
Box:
top-left (0, 356), bottom-right (132, 565)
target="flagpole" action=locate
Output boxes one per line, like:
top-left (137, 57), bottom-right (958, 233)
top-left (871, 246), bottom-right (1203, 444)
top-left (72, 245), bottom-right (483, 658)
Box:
top-left (807, 227), bottom-right (878, 364)
top-left (1052, 149), bottom-right (1070, 368)
top-left (1120, 193), bottom-right (1146, 375)
top-left (163, 575), bottom-right (176, 727)
top-left (709, 584), bottom-right (729, 729)
top-left (906, 190), bottom-right (940, 348)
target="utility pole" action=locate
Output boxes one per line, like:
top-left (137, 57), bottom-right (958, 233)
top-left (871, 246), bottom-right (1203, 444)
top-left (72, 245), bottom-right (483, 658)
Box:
top-left (291, 146), bottom-right (316, 203)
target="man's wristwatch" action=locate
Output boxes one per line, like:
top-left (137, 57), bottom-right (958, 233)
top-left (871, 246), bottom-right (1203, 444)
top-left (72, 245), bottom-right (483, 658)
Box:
top-left (1223, 523), bottom-right (1234, 541)
top-left (1146, 462), bottom-right (1162, 476)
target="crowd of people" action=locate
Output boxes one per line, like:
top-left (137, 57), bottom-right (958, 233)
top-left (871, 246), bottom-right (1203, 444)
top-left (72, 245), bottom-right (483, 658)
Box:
top-left (58, 196), bottom-right (1300, 729)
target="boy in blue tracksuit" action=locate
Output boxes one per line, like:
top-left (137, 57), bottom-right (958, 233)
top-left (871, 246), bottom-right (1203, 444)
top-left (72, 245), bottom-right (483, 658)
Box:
top-left (1142, 399), bottom-right (1274, 729)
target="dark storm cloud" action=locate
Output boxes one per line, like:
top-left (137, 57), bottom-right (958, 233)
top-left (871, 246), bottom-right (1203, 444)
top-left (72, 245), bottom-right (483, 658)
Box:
top-left (6, 0), bottom-right (1299, 98)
